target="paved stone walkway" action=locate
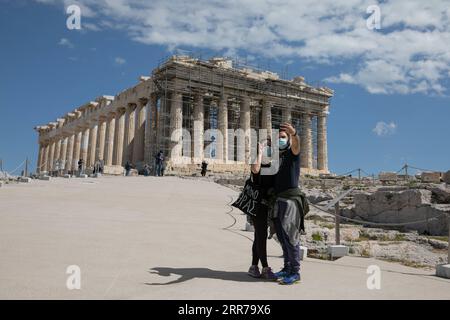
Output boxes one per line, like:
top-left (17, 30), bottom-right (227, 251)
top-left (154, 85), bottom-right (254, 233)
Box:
top-left (0, 176), bottom-right (449, 299)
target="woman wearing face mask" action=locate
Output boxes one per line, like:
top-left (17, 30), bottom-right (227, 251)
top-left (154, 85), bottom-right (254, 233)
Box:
top-left (247, 138), bottom-right (277, 280)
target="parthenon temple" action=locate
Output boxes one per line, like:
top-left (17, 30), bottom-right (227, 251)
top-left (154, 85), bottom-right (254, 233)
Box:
top-left (34, 56), bottom-right (333, 176)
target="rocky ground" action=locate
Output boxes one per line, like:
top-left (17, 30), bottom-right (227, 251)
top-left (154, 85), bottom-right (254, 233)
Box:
top-left (212, 175), bottom-right (449, 269)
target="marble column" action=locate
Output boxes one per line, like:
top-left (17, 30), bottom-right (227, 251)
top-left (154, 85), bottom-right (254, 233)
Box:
top-left (144, 96), bottom-right (157, 165)
top-left (96, 118), bottom-right (106, 162)
top-left (300, 113), bottom-right (313, 169)
top-left (193, 94), bottom-right (204, 162)
top-left (60, 136), bottom-right (68, 170)
top-left (88, 123), bottom-right (98, 167)
top-left (72, 131), bottom-right (82, 170)
top-left (37, 143), bottom-right (44, 173)
top-left (113, 108), bottom-right (126, 166)
top-left (124, 103), bottom-right (136, 164)
top-left (43, 144), bottom-right (49, 172)
top-left (282, 103), bottom-right (292, 123)
top-left (81, 127), bottom-right (90, 165)
top-left (133, 101), bottom-right (146, 164)
top-left (54, 139), bottom-right (61, 165)
top-left (66, 133), bottom-right (75, 172)
top-left (48, 140), bottom-right (56, 171)
top-left (170, 92), bottom-right (183, 162)
top-left (239, 96), bottom-right (251, 163)
top-left (317, 114), bottom-right (328, 171)
top-left (261, 100), bottom-right (272, 137)
top-left (104, 113), bottom-right (116, 166)
top-left (218, 95), bottom-right (228, 163)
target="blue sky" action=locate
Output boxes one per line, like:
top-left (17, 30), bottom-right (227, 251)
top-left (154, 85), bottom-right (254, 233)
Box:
top-left (1, 0), bottom-right (449, 175)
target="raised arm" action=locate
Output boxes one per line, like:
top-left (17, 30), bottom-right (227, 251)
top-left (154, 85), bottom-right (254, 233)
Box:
top-left (280, 122), bottom-right (300, 156)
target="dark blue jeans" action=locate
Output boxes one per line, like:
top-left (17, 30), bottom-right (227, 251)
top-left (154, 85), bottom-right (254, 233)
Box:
top-left (273, 200), bottom-right (300, 275)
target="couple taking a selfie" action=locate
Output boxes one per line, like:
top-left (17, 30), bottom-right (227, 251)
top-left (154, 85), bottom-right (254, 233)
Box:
top-left (234, 122), bottom-right (308, 285)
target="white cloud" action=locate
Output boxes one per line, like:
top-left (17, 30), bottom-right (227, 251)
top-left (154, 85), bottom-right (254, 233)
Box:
top-left (39, 0), bottom-right (450, 95)
top-left (58, 37), bottom-right (74, 48)
top-left (114, 57), bottom-right (126, 65)
top-left (373, 121), bottom-right (397, 136)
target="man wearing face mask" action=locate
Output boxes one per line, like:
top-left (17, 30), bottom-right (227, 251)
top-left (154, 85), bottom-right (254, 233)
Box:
top-left (269, 122), bottom-right (308, 285)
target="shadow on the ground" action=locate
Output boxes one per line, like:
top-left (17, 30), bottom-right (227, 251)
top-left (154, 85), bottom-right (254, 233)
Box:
top-left (145, 267), bottom-right (262, 285)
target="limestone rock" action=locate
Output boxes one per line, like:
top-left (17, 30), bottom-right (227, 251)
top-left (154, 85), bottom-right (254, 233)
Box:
top-left (443, 170), bottom-right (450, 184)
top-left (421, 172), bottom-right (441, 183)
top-left (341, 189), bottom-right (450, 235)
top-left (304, 188), bottom-right (334, 204)
top-left (379, 172), bottom-right (398, 183)
top-left (103, 165), bottom-right (124, 176)
top-left (427, 185), bottom-right (450, 204)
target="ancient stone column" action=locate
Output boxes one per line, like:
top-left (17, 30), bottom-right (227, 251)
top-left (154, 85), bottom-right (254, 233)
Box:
top-left (124, 103), bottom-right (136, 164)
top-left (104, 113), bottom-right (116, 166)
top-left (72, 131), bottom-right (82, 170)
top-left (300, 113), bottom-right (313, 169)
top-left (37, 143), bottom-right (44, 173)
top-left (317, 113), bottom-right (328, 172)
top-left (60, 136), bottom-right (68, 171)
top-left (282, 103), bottom-right (292, 123)
top-left (193, 94), bottom-right (204, 162)
top-left (87, 123), bottom-right (98, 167)
top-left (66, 133), bottom-right (75, 172)
top-left (261, 100), bottom-right (272, 137)
top-left (113, 108), bottom-right (126, 166)
top-left (133, 101), bottom-right (146, 164)
top-left (144, 96), bottom-right (157, 165)
top-left (43, 144), bottom-right (49, 172)
top-left (218, 95), bottom-right (228, 164)
top-left (81, 127), bottom-right (90, 166)
top-left (96, 117), bottom-right (107, 162)
top-left (54, 139), bottom-right (61, 166)
top-left (48, 140), bottom-right (56, 171)
top-left (170, 92), bottom-right (183, 162)
top-left (239, 96), bottom-right (251, 163)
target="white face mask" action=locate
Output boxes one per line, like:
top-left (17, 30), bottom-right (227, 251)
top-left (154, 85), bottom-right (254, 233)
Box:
top-left (279, 137), bottom-right (288, 149)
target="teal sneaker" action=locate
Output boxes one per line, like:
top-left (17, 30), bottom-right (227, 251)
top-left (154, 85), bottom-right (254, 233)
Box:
top-left (279, 273), bottom-right (301, 285)
top-left (274, 268), bottom-right (289, 280)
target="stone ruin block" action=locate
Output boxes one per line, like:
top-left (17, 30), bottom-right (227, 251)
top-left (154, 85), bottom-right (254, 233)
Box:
top-left (19, 177), bottom-right (31, 183)
top-left (420, 172), bottom-right (441, 183)
top-left (39, 175), bottom-right (51, 181)
top-left (103, 165), bottom-right (124, 176)
top-left (378, 172), bottom-right (398, 183)
top-left (443, 170), bottom-right (450, 184)
top-left (128, 169), bottom-right (139, 176)
top-left (342, 189), bottom-right (450, 235)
